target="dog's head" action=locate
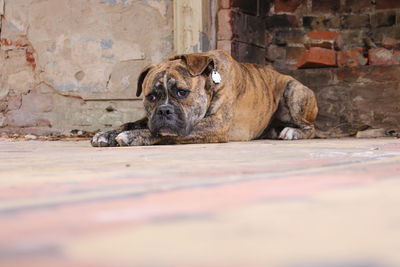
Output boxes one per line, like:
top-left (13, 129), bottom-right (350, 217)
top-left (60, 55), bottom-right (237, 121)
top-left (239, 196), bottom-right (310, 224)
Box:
top-left (136, 53), bottom-right (217, 137)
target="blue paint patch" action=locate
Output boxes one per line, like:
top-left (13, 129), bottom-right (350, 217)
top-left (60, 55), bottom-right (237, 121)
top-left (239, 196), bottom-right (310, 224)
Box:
top-left (100, 39), bottom-right (114, 49)
top-left (102, 55), bottom-right (115, 60)
top-left (120, 0), bottom-right (128, 7)
top-left (77, 87), bottom-right (92, 92)
top-left (191, 44), bottom-right (199, 53)
top-left (81, 36), bottom-right (94, 43)
top-left (7, 22), bottom-right (21, 32)
top-left (56, 84), bottom-right (76, 92)
top-left (100, 0), bottom-right (116, 6)
top-left (161, 35), bottom-right (173, 43)
top-left (140, 0), bottom-right (163, 4)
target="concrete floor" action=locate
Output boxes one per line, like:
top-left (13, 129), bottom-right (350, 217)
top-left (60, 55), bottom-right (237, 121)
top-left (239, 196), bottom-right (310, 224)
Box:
top-left (0, 138), bottom-right (400, 267)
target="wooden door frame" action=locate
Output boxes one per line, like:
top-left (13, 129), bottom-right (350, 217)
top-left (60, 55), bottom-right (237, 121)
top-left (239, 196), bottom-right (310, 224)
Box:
top-left (173, 0), bottom-right (217, 54)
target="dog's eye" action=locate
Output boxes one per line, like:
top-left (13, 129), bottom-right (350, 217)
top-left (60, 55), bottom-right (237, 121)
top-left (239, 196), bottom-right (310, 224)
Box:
top-left (176, 89), bottom-right (189, 99)
top-left (146, 93), bottom-right (157, 102)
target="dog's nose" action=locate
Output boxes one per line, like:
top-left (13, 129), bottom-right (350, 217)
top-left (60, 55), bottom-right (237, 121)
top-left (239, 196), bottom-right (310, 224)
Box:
top-left (157, 105), bottom-right (174, 117)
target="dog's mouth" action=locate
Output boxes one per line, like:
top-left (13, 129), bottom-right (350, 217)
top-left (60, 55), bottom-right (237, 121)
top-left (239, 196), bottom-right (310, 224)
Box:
top-left (148, 104), bottom-right (189, 138)
top-left (151, 124), bottom-right (183, 137)
top-left (159, 129), bottom-right (179, 137)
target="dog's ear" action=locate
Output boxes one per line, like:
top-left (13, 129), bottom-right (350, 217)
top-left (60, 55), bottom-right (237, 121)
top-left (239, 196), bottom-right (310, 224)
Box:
top-left (136, 64), bottom-right (154, 97)
top-left (170, 54), bottom-right (214, 76)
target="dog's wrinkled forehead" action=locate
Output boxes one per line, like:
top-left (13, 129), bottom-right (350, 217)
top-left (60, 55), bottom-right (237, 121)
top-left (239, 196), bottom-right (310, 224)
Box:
top-left (143, 60), bottom-right (193, 94)
top-left (153, 73), bottom-right (176, 90)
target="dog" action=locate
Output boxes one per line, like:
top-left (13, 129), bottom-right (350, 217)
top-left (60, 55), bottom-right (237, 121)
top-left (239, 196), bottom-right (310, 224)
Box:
top-left (91, 50), bottom-right (318, 147)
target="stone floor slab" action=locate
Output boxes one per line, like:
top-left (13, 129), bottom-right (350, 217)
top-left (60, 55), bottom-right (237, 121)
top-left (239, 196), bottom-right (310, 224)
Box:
top-left (0, 138), bottom-right (399, 266)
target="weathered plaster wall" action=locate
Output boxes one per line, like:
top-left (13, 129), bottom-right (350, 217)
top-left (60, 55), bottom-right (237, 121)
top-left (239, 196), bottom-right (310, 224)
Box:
top-left (0, 0), bottom-right (173, 136)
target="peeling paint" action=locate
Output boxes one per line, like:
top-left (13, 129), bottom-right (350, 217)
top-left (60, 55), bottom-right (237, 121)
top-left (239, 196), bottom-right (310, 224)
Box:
top-left (191, 44), bottom-right (199, 53)
top-left (77, 87), bottom-right (92, 92)
top-left (140, 0), bottom-right (168, 16)
top-left (102, 54), bottom-right (115, 60)
top-left (200, 32), bottom-right (210, 51)
top-left (140, 0), bottom-right (164, 5)
top-left (100, 39), bottom-right (114, 49)
top-left (120, 0), bottom-right (129, 8)
top-left (121, 76), bottom-right (130, 89)
top-left (100, 0), bottom-right (116, 7)
top-left (161, 35), bottom-right (173, 43)
top-left (81, 36), bottom-right (95, 43)
top-left (0, 0), bottom-right (172, 134)
top-left (6, 22), bottom-right (22, 32)
top-left (56, 84), bottom-right (76, 92)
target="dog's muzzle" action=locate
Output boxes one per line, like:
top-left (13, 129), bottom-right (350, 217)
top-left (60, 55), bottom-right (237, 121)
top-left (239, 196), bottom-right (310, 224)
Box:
top-left (150, 104), bottom-right (185, 137)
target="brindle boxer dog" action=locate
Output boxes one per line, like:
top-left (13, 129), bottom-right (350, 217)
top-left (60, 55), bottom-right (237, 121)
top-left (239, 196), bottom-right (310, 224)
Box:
top-left (91, 50), bottom-right (318, 147)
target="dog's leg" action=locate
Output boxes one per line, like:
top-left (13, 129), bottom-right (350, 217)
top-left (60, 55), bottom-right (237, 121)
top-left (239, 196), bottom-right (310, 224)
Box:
top-left (115, 115), bottom-right (229, 146)
top-left (115, 129), bottom-right (161, 146)
top-left (91, 117), bottom-right (150, 147)
top-left (275, 80), bottom-right (318, 140)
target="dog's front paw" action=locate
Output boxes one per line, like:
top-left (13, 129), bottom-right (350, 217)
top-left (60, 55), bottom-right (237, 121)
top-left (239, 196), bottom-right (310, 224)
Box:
top-left (279, 127), bottom-right (302, 140)
top-left (91, 130), bottom-right (119, 147)
top-left (115, 130), bottom-right (158, 146)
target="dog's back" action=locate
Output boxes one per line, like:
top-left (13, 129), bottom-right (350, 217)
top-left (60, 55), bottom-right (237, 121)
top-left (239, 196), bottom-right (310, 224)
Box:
top-left (228, 61), bottom-right (295, 141)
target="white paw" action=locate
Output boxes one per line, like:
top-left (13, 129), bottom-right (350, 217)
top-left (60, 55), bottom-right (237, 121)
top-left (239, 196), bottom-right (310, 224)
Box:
top-left (91, 130), bottom-right (118, 147)
top-left (97, 135), bottom-right (108, 143)
top-left (279, 127), bottom-right (302, 140)
top-left (91, 132), bottom-right (108, 147)
top-left (116, 132), bottom-right (131, 146)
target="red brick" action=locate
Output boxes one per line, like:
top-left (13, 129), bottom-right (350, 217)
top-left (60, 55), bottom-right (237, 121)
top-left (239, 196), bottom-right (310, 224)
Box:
top-left (312, 0), bottom-right (340, 13)
top-left (274, 0), bottom-right (304, 13)
top-left (297, 47), bottom-right (337, 68)
top-left (217, 9), bottom-right (233, 40)
top-left (376, 0), bottom-right (400, 9)
top-left (305, 40), bottom-right (336, 50)
top-left (305, 30), bottom-right (342, 50)
top-left (219, 0), bottom-right (232, 9)
top-left (285, 46), bottom-right (307, 69)
top-left (0, 38), bottom-right (30, 48)
top-left (368, 48), bottom-right (400, 65)
top-left (382, 36), bottom-right (398, 49)
top-left (337, 49), bottom-right (367, 67)
top-left (307, 30), bottom-right (340, 40)
top-left (25, 47), bottom-right (36, 70)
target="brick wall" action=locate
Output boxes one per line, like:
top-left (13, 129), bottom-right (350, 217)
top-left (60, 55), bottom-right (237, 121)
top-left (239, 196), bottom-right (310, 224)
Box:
top-left (217, 0), bottom-right (271, 64)
top-left (270, 0), bottom-right (400, 137)
top-left (218, 0), bottom-right (400, 69)
top-left (218, 0), bottom-right (400, 137)
top-left (284, 65), bottom-right (400, 137)
top-left (266, 0), bottom-right (400, 70)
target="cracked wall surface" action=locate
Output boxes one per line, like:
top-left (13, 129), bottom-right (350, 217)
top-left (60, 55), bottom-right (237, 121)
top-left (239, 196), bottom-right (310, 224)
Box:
top-left (0, 0), bottom-right (173, 136)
